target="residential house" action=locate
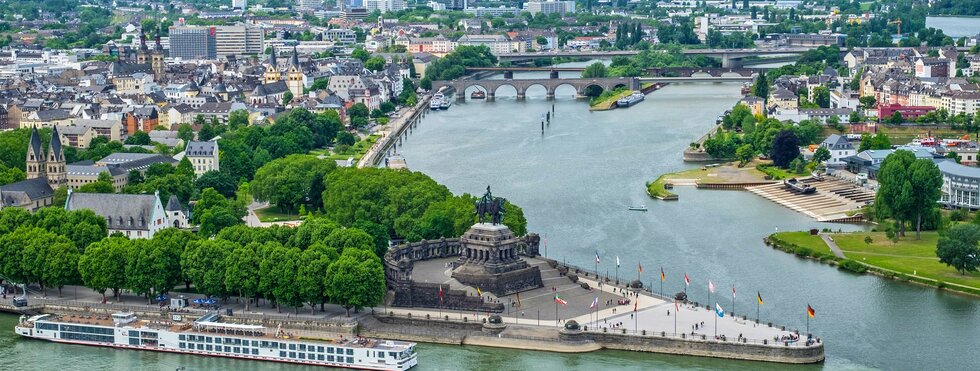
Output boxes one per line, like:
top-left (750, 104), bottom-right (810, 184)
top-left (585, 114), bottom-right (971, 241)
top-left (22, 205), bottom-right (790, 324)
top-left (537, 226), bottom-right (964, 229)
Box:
top-left (819, 134), bottom-right (856, 165)
top-left (182, 140), bottom-right (219, 176)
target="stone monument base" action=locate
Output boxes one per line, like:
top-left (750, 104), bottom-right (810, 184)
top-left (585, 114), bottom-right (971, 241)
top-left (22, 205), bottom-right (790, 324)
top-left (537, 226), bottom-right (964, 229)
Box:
top-left (452, 223), bottom-right (544, 296)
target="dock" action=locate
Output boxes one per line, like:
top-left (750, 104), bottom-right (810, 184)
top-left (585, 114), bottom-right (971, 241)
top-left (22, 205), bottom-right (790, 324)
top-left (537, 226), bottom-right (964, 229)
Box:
top-left (745, 177), bottom-right (874, 222)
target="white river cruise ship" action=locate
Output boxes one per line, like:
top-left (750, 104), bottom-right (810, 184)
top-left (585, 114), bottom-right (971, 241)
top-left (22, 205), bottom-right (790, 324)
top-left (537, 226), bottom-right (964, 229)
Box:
top-left (15, 312), bottom-right (417, 370)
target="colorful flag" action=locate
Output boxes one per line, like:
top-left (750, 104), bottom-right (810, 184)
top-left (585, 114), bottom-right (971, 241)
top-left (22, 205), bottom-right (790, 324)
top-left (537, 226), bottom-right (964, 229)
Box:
top-left (708, 280), bottom-right (716, 293)
top-left (595, 251), bottom-right (600, 264)
top-left (660, 267), bottom-right (666, 282)
top-left (732, 285), bottom-right (736, 299)
top-left (807, 304), bottom-right (815, 318)
top-left (589, 297), bottom-right (598, 309)
top-left (477, 287), bottom-right (483, 297)
top-left (674, 300), bottom-right (679, 311)
top-left (516, 292), bottom-right (522, 307)
top-left (616, 256), bottom-right (620, 267)
top-left (438, 285), bottom-right (444, 304)
top-left (633, 300), bottom-right (637, 312)
top-left (757, 292), bottom-right (764, 305)
top-left (684, 273), bottom-right (690, 286)
top-left (715, 303), bottom-right (725, 318)
top-left (555, 294), bottom-right (567, 306)
top-left (638, 262), bottom-right (643, 273)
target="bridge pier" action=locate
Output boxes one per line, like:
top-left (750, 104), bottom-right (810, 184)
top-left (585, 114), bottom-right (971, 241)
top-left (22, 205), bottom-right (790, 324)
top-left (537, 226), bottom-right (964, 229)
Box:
top-left (546, 93), bottom-right (554, 100)
top-left (550, 70), bottom-right (559, 79)
top-left (516, 91), bottom-right (526, 101)
top-left (721, 54), bottom-right (742, 68)
top-left (503, 71), bottom-right (513, 79)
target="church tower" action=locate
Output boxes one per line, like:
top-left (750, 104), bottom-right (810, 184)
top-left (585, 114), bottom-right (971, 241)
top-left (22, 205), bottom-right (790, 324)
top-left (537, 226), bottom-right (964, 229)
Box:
top-left (136, 31), bottom-right (149, 65)
top-left (25, 126), bottom-right (45, 180)
top-left (286, 47), bottom-right (304, 98)
top-left (45, 126), bottom-right (66, 188)
top-left (151, 31), bottom-right (165, 81)
top-left (264, 51), bottom-right (280, 84)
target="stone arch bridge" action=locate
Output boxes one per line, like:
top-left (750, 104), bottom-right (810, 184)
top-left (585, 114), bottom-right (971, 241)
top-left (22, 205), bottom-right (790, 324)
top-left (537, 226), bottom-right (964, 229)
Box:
top-left (432, 77), bottom-right (640, 101)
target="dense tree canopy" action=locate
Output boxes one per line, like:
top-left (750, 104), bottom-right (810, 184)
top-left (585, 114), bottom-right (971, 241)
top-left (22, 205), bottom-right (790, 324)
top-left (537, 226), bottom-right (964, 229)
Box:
top-left (425, 45), bottom-right (497, 81)
top-left (936, 224), bottom-right (980, 274)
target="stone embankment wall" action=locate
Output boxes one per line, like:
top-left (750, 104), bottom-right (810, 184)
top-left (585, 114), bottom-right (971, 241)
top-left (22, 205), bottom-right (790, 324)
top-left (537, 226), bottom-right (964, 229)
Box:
top-left (362, 314), bottom-right (824, 364)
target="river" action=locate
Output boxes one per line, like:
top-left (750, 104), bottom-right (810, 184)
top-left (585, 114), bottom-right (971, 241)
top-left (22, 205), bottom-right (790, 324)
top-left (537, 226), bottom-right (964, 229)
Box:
top-left (2, 72), bottom-right (978, 371)
top-left (926, 16), bottom-right (980, 38)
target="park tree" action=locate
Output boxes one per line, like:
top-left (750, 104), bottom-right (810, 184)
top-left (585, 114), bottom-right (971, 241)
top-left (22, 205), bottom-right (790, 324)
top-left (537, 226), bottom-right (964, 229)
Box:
top-left (735, 144), bottom-right (755, 166)
top-left (282, 91), bottom-right (294, 106)
top-left (858, 133), bottom-right (892, 152)
top-left (195, 170), bottom-right (237, 198)
top-left (326, 248), bottom-right (385, 316)
top-left (770, 130), bottom-right (801, 168)
top-left (336, 131), bottom-right (357, 146)
top-left (420, 77), bottom-right (432, 91)
top-left (875, 150), bottom-right (916, 237)
top-left (225, 243), bottom-right (261, 311)
top-left (936, 223), bottom-right (980, 274)
top-left (297, 247), bottom-right (338, 313)
top-left (181, 239), bottom-right (235, 298)
top-left (251, 154), bottom-right (336, 214)
top-left (44, 240), bottom-right (80, 296)
top-left (582, 62), bottom-right (608, 78)
top-left (79, 237), bottom-right (131, 301)
top-left (259, 244), bottom-right (303, 312)
top-left (324, 227), bottom-right (376, 254)
top-left (813, 146), bottom-right (831, 163)
top-left (849, 111), bottom-right (862, 124)
top-left (907, 159), bottom-right (942, 238)
top-left (32, 207), bottom-right (108, 252)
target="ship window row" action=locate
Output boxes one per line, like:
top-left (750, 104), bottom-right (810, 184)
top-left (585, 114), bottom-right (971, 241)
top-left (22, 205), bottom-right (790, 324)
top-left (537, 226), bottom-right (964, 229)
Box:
top-left (278, 351), bottom-right (351, 363)
top-left (36, 323), bottom-right (59, 331)
top-left (61, 332), bottom-right (114, 343)
top-left (127, 330), bottom-right (157, 338)
top-left (59, 325), bottom-right (114, 335)
top-left (179, 334), bottom-right (261, 347)
top-left (179, 342), bottom-right (261, 355)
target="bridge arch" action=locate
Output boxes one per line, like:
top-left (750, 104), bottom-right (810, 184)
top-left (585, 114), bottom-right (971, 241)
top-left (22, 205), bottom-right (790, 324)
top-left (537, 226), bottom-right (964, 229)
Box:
top-left (524, 83), bottom-right (549, 98)
top-left (550, 83), bottom-right (578, 98)
top-left (492, 83), bottom-right (520, 98)
top-left (581, 84), bottom-right (605, 98)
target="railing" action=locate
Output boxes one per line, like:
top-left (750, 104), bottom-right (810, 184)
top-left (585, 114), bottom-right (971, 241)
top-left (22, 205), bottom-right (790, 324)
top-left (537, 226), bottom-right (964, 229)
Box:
top-left (580, 326), bottom-right (822, 348)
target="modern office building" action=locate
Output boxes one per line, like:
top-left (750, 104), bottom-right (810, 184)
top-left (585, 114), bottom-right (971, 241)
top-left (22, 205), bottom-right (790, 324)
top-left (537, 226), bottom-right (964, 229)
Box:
top-left (365, 0), bottom-right (406, 12)
top-left (939, 160), bottom-right (980, 209)
top-left (213, 25), bottom-right (265, 57)
top-left (168, 27), bottom-right (217, 60)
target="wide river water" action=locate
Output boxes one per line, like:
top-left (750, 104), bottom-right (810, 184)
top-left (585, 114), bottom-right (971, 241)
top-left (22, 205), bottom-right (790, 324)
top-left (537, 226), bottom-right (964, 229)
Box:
top-left (2, 70), bottom-right (979, 371)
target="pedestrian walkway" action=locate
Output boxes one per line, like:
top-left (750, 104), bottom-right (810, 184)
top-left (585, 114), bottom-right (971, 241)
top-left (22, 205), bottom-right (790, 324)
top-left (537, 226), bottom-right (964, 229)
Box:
top-left (819, 233), bottom-right (847, 259)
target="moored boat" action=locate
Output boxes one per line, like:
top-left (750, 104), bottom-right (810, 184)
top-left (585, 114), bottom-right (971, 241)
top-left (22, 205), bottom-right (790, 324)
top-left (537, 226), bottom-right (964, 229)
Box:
top-left (471, 90), bottom-right (486, 99)
top-left (615, 91), bottom-right (645, 108)
top-left (15, 312), bottom-right (418, 370)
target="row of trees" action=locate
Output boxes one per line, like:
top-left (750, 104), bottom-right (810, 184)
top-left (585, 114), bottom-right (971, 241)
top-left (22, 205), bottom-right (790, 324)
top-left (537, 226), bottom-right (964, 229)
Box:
top-left (250, 160), bottom-right (528, 244)
top-left (875, 151), bottom-right (943, 239)
top-left (0, 205), bottom-right (387, 316)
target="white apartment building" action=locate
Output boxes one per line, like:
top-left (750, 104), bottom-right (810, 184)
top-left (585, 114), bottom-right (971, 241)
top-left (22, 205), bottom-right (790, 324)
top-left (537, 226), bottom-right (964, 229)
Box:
top-left (523, 0), bottom-right (575, 15)
top-left (457, 34), bottom-right (512, 56)
top-left (183, 140), bottom-right (220, 176)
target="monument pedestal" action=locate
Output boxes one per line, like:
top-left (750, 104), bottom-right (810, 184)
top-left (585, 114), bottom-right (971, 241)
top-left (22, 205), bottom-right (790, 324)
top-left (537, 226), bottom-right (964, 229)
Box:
top-left (452, 223), bottom-right (543, 296)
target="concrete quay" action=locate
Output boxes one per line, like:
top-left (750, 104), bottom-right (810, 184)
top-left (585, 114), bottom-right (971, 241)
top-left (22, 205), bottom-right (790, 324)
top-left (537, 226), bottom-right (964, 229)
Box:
top-left (745, 177), bottom-right (873, 222)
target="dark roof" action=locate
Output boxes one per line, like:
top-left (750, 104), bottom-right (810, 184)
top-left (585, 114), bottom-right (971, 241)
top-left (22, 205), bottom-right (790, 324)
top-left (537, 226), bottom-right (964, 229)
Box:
top-left (185, 140), bottom-right (217, 156)
top-left (28, 126), bottom-right (43, 158)
top-left (0, 178), bottom-right (54, 205)
top-left (166, 195), bottom-right (181, 211)
top-left (65, 192), bottom-right (160, 231)
top-left (49, 125), bottom-right (63, 162)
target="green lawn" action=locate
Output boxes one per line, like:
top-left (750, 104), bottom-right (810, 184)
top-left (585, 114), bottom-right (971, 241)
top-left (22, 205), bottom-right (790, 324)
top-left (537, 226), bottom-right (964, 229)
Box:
top-left (773, 231), bottom-right (833, 254)
top-left (322, 134), bottom-right (381, 161)
top-left (645, 174), bottom-right (677, 200)
top-left (831, 232), bottom-right (980, 291)
top-left (254, 207), bottom-right (303, 223)
top-left (756, 164), bottom-right (808, 180)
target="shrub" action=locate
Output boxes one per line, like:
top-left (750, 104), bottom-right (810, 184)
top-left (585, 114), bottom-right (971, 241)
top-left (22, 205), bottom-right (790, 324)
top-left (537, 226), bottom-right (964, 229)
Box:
top-left (838, 259), bottom-right (867, 273)
top-left (794, 246), bottom-right (813, 257)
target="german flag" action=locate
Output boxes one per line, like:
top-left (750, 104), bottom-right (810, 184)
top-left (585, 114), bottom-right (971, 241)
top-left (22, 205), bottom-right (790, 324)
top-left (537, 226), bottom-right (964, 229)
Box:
top-left (807, 304), bottom-right (815, 318)
top-left (757, 291), bottom-right (764, 305)
top-left (660, 267), bottom-right (666, 282)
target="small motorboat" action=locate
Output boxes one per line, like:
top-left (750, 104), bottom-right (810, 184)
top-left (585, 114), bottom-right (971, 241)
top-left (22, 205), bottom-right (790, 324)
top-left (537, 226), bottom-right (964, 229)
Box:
top-left (628, 205), bottom-right (648, 211)
top-left (471, 90), bottom-right (486, 99)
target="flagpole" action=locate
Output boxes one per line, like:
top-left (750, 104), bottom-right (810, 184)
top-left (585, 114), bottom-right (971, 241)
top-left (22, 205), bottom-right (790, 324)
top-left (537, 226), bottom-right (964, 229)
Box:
top-left (616, 265), bottom-right (619, 284)
top-left (714, 305), bottom-right (718, 337)
top-left (555, 297), bottom-right (558, 327)
top-left (807, 312), bottom-right (810, 335)
top-left (756, 295), bottom-right (760, 324)
top-left (673, 302), bottom-right (677, 335)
